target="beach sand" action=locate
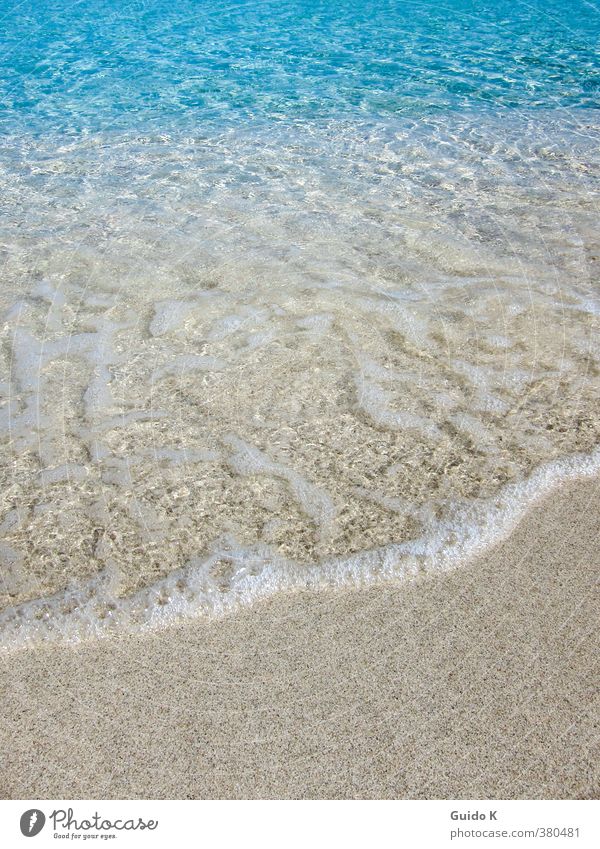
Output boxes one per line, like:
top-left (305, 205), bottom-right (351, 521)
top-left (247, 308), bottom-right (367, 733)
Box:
top-left (1, 475), bottom-right (598, 800)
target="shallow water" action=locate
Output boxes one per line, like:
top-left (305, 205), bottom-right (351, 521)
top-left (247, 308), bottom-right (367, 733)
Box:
top-left (0, 1), bottom-right (599, 646)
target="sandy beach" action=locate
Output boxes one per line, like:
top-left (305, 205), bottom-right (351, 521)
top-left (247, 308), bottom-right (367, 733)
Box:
top-left (1, 474), bottom-right (598, 800)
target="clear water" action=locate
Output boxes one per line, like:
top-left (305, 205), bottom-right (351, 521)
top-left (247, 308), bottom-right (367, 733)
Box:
top-left (2, 0), bottom-right (599, 134)
top-left (0, 0), bottom-right (599, 646)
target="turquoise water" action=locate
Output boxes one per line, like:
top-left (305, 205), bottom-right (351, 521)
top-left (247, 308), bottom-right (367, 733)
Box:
top-left (2, 0), bottom-right (599, 135)
top-left (1, 1), bottom-right (600, 644)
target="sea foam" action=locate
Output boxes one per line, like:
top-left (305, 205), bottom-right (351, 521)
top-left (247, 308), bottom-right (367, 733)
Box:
top-left (1, 448), bottom-right (598, 650)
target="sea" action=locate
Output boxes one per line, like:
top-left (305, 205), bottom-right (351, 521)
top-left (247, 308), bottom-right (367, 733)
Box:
top-left (0, 0), bottom-right (599, 647)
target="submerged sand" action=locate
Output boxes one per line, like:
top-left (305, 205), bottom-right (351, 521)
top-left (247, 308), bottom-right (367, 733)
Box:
top-left (2, 116), bottom-right (600, 613)
top-left (1, 475), bottom-right (599, 799)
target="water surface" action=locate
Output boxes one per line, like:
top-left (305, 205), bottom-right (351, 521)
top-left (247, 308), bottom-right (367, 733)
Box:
top-left (0, 0), bottom-right (599, 645)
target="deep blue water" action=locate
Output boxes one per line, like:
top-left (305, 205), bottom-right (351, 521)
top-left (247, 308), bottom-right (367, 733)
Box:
top-left (1, 0), bottom-right (599, 135)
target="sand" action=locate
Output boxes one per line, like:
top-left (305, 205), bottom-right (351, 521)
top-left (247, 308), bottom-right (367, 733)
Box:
top-left (1, 475), bottom-right (599, 800)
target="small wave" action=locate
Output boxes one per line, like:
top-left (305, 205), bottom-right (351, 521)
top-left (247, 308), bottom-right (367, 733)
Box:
top-left (1, 448), bottom-right (598, 651)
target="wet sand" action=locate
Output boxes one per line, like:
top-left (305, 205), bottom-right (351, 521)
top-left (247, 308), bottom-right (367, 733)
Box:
top-left (1, 475), bottom-right (599, 799)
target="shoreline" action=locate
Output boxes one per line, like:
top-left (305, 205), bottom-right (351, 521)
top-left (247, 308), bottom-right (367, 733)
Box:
top-left (2, 447), bottom-right (600, 650)
top-left (1, 473), bottom-right (599, 799)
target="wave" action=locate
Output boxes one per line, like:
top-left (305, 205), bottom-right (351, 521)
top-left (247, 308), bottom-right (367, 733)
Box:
top-left (1, 447), bottom-right (598, 650)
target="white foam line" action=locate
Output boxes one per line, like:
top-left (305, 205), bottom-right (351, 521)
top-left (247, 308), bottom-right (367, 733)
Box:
top-left (1, 447), bottom-right (599, 652)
